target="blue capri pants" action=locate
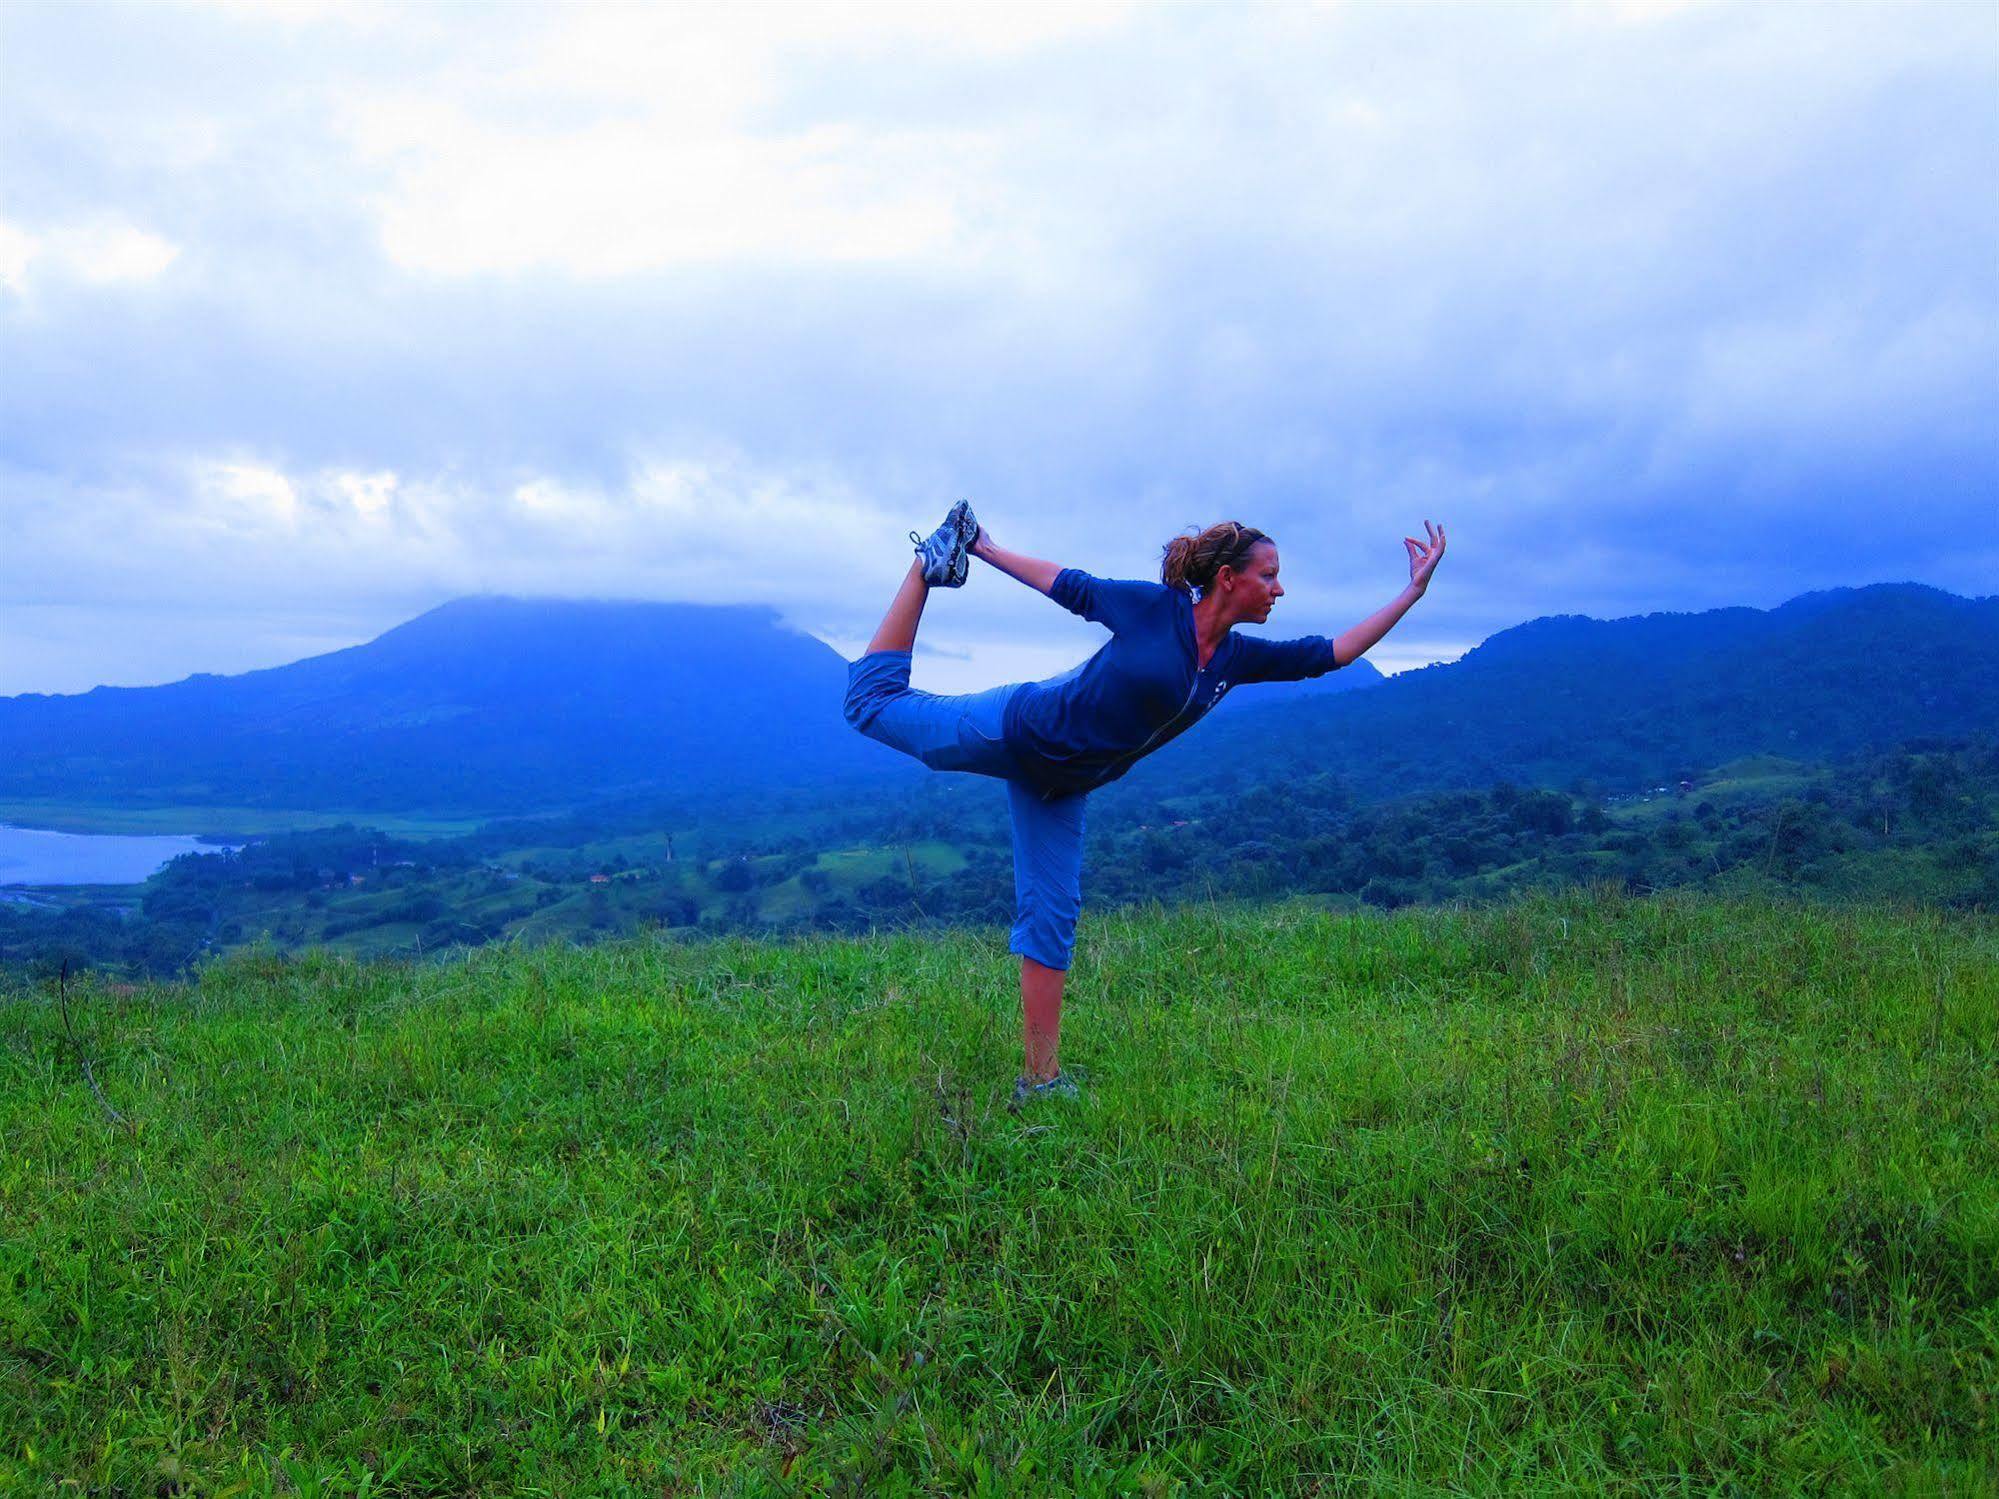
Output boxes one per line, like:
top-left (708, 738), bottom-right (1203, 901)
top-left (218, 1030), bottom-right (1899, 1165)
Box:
top-left (843, 649), bottom-right (1088, 970)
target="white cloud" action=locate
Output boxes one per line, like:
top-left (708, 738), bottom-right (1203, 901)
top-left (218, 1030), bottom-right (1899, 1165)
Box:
top-left (189, 0), bottom-right (376, 24)
top-left (326, 1), bottom-right (1142, 278)
top-left (360, 114), bottom-right (965, 276)
top-left (60, 222), bottom-right (181, 283)
top-left (512, 476), bottom-right (597, 518)
top-left (0, 216), bottom-right (179, 292)
top-left (195, 459), bottom-right (299, 530)
top-left (11, 448), bottom-right (911, 626)
top-left (332, 469), bottom-right (397, 515)
top-left (0, 220), bottom-right (33, 295)
top-left (1602, 0), bottom-right (1727, 21)
top-left (776, 0), bottom-right (1138, 57)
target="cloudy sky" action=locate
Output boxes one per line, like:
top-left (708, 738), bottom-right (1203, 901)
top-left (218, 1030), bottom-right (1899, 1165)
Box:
top-left (2, 0), bottom-right (1993, 697)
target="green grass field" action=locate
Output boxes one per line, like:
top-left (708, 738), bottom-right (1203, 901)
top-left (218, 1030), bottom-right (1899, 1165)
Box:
top-left (1610, 757), bottom-right (1824, 827)
top-left (4, 888), bottom-right (1993, 1494)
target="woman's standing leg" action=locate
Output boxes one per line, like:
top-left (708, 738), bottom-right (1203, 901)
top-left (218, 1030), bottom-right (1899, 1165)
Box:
top-left (1005, 781), bottom-right (1089, 1083)
top-left (1020, 957), bottom-right (1067, 1083)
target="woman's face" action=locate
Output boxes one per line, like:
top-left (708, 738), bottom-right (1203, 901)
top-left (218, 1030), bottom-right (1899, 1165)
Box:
top-left (1224, 541), bottom-right (1284, 623)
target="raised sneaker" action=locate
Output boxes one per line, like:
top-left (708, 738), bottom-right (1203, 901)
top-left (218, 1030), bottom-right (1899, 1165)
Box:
top-left (909, 503), bottom-right (971, 588)
top-left (951, 498), bottom-right (981, 556)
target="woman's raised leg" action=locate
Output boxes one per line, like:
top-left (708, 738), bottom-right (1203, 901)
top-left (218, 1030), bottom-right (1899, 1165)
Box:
top-left (867, 559), bottom-right (929, 654)
top-left (844, 566), bottom-right (1018, 779)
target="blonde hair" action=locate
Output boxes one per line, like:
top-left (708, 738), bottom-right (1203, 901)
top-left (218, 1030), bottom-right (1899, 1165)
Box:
top-left (1160, 521), bottom-right (1271, 597)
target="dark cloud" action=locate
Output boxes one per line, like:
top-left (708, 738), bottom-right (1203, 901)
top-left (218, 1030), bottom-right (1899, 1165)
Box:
top-left (0, 0), bottom-right (1991, 695)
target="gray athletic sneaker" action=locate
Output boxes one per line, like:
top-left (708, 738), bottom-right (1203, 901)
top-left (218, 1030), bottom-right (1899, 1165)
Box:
top-left (1009, 1068), bottom-right (1083, 1110)
top-left (909, 500), bottom-right (975, 587)
top-left (952, 497), bottom-right (981, 554)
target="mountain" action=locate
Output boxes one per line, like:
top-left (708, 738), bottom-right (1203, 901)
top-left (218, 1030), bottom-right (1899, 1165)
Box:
top-left (0, 597), bottom-right (911, 813)
top-left (1127, 582), bottom-right (1999, 804)
top-left (5, 583), bottom-right (1992, 823)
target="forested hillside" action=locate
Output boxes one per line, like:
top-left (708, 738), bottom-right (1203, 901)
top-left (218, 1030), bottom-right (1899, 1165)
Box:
top-left (7, 735), bottom-right (1992, 978)
top-left (1134, 583), bottom-right (1999, 802)
top-left (4, 584), bottom-right (1993, 978)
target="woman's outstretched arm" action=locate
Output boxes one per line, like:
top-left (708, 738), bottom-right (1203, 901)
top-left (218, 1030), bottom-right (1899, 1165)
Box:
top-left (971, 527), bottom-right (1063, 595)
top-left (1332, 520), bottom-right (1446, 666)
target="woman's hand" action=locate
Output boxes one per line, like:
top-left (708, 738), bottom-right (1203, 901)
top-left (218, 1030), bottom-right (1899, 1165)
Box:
top-left (1404, 520), bottom-right (1446, 596)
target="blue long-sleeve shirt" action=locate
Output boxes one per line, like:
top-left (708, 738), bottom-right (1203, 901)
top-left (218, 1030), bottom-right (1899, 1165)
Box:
top-left (1001, 569), bottom-right (1345, 798)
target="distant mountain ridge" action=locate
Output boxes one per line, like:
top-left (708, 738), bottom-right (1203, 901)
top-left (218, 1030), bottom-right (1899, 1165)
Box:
top-left (0, 597), bottom-right (902, 813)
top-left (1131, 582), bottom-right (1999, 803)
top-left (3, 583), bottom-right (1992, 819)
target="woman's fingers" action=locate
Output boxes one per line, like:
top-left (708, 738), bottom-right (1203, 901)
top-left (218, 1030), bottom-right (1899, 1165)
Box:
top-left (1409, 522), bottom-right (1445, 560)
top-left (1405, 523), bottom-right (1447, 578)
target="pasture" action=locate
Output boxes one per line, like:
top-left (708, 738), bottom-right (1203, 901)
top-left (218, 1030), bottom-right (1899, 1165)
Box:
top-left (5, 888), bottom-right (1992, 1494)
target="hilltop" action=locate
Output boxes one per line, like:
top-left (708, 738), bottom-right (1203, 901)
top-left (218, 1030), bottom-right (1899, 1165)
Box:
top-left (5, 888), bottom-right (1992, 1491)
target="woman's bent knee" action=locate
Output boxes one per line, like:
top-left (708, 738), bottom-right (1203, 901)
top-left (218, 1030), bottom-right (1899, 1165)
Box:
top-left (844, 649), bottom-right (913, 734)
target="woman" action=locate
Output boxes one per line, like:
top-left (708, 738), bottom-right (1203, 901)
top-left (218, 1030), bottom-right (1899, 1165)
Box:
top-left (843, 503), bottom-right (1446, 1108)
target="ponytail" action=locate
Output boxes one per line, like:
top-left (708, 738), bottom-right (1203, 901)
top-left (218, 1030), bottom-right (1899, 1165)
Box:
top-left (1159, 521), bottom-right (1271, 598)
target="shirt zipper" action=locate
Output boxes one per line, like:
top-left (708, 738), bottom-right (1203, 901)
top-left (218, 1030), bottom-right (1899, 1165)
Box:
top-left (1097, 658), bottom-right (1207, 785)
top-left (1052, 597), bottom-right (1214, 796)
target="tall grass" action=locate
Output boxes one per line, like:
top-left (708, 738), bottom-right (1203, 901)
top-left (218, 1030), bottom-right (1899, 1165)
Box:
top-left (4, 887), bottom-right (1993, 1495)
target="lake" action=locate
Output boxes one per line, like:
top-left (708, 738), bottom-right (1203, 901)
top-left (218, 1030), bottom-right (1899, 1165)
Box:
top-left (0, 823), bottom-right (233, 887)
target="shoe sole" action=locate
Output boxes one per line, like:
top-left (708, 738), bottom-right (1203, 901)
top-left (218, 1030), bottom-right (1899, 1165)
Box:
top-left (914, 508), bottom-right (972, 587)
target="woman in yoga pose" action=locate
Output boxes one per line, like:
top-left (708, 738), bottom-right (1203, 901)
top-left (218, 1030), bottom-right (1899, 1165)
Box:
top-left (843, 503), bottom-right (1446, 1108)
